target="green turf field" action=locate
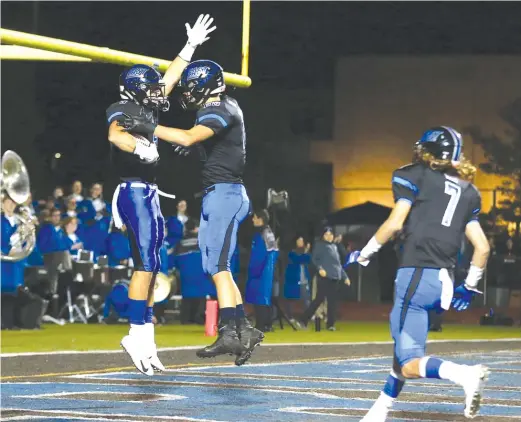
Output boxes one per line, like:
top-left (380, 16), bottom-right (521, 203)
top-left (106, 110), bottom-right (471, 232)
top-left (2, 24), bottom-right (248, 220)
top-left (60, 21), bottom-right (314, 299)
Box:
top-left (1, 322), bottom-right (519, 354)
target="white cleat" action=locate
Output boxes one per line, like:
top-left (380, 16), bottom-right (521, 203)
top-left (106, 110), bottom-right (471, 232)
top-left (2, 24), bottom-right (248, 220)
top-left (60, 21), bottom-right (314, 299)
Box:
top-left (121, 335), bottom-right (153, 376)
top-left (463, 364), bottom-right (489, 419)
top-left (360, 404), bottom-right (389, 422)
top-left (147, 343), bottom-right (165, 372)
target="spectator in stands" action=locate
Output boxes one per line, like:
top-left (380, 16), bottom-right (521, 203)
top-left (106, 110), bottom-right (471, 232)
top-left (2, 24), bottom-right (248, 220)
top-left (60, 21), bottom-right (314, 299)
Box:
top-left (506, 237), bottom-right (518, 257)
top-left (38, 209), bottom-right (68, 254)
top-left (283, 236), bottom-right (311, 325)
top-left (176, 199), bottom-right (189, 224)
top-left (37, 208), bottom-right (70, 299)
top-left (300, 226), bottom-right (350, 331)
top-left (2, 195), bottom-right (47, 330)
top-left (63, 216), bottom-right (84, 258)
top-left (174, 219), bottom-right (215, 325)
top-left (89, 183), bottom-right (111, 219)
top-left (69, 180), bottom-right (84, 202)
top-left (53, 186), bottom-right (66, 210)
top-left (82, 183), bottom-right (110, 258)
top-left (67, 180), bottom-right (96, 224)
top-left (166, 199), bottom-right (189, 248)
top-left (38, 209), bottom-right (51, 225)
top-left (63, 197), bottom-right (77, 218)
top-left (1, 195), bottom-right (25, 294)
top-left (245, 209), bottom-right (279, 332)
top-left (104, 223), bottom-right (131, 267)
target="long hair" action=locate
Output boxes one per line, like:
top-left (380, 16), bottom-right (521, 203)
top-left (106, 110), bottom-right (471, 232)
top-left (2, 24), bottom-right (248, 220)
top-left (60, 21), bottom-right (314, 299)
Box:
top-left (413, 147), bottom-right (477, 182)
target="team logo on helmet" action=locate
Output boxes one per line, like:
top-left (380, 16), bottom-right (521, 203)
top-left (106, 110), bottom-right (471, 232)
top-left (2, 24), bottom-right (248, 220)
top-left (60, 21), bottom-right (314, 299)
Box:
top-left (187, 66), bottom-right (211, 81)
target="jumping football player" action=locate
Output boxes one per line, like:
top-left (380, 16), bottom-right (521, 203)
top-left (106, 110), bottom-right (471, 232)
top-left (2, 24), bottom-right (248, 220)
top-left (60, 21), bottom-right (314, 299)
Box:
top-left (346, 127), bottom-right (490, 420)
top-left (106, 14), bottom-right (216, 375)
top-left (122, 59), bottom-right (264, 366)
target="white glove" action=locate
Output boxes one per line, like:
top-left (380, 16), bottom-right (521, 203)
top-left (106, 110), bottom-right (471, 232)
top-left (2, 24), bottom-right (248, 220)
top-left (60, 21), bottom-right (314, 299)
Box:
top-left (134, 137), bottom-right (159, 163)
top-left (187, 14), bottom-right (216, 46)
top-left (179, 14), bottom-right (216, 61)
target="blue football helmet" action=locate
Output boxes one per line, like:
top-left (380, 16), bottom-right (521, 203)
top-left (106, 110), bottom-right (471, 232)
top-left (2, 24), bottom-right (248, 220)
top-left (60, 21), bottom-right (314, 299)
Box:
top-left (119, 64), bottom-right (170, 111)
top-left (178, 60), bottom-right (226, 110)
top-left (416, 126), bottom-right (463, 162)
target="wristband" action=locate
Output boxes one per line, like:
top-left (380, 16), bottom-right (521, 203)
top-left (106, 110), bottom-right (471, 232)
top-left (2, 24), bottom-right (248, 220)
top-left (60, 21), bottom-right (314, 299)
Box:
top-left (465, 264), bottom-right (484, 288)
top-left (360, 236), bottom-right (382, 260)
top-left (179, 42), bottom-right (196, 62)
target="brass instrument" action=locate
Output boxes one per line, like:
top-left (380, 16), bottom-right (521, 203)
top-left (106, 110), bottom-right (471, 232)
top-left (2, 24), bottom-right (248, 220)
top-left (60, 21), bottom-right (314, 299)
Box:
top-left (153, 272), bottom-right (177, 303)
top-left (1, 150), bottom-right (37, 262)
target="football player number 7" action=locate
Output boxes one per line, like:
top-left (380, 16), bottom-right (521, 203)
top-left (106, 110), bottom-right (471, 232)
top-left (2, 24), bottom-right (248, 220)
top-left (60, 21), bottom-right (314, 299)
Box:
top-left (442, 180), bottom-right (461, 227)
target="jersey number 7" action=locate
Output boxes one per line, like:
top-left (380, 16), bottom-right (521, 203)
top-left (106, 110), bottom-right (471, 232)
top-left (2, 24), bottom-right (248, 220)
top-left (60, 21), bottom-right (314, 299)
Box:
top-left (442, 180), bottom-right (462, 227)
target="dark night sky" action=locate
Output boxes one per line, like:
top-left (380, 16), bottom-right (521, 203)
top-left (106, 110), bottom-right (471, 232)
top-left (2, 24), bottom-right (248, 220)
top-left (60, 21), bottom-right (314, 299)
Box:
top-left (2, 1), bottom-right (521, 231)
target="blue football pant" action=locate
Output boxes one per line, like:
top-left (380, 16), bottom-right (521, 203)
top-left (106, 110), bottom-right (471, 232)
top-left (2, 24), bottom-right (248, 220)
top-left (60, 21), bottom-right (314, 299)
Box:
top-left (391, 267), bottom-right (448, 368)
top-left (198, 183), bottom-right (250, 276)
top-left (114, 182), bottom-right (165, 273)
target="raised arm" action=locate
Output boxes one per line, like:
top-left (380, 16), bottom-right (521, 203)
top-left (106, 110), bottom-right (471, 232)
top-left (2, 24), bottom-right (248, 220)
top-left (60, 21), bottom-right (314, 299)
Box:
top-left (163, 14), bottom-right (216, 96)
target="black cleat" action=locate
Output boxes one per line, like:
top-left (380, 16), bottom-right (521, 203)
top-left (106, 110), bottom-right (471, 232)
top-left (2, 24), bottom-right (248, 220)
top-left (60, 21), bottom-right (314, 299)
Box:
top-left (235, 319), bottom-right (265, 366)
top-left (196, 322), bottom-right (245, 359)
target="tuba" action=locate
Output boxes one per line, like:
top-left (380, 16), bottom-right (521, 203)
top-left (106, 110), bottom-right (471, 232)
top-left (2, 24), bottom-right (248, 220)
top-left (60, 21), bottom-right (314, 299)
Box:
top-left (1, 150), bottom-right (37, 262)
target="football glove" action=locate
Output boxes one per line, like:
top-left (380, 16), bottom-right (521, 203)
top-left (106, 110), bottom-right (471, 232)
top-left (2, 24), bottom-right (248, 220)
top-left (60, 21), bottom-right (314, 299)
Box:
top-left (186, 14), bottom-right (216, 47)
top-left (118, 113), bottom-right (157, 135)
top-left (451, 283), bottom-right (482, 312)
top-left (172, 145), bottom-right (190, 156)
top-left (344, 251), bottom-right (370, 268)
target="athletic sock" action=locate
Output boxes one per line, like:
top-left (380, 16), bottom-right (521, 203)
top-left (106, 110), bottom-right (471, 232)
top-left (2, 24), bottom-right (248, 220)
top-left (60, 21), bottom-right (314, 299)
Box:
top-left (220, 307), bottom-right (236, 325)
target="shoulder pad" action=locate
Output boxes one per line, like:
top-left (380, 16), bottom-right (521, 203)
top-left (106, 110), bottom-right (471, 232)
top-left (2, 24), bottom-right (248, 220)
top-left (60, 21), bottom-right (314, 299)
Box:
top-left (397, 163), bottom-right (415, 171)
top-left (396, 163), bottom-right (422, 172)
top-left (469, 183), bottom-right (481, 197)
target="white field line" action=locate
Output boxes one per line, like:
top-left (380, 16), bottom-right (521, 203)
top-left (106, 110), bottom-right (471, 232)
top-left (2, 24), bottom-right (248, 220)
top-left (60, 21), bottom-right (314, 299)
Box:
top-left (2, 338), bottom-right (521, 358)
top-left (0, 408), bottom-right (224, 422)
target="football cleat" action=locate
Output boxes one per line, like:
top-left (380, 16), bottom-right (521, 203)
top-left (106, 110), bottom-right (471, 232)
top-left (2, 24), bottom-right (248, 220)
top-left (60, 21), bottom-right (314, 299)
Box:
top-left (463, 364), bottom-right (489, 419)
top-left (196, 322), bottom-right (245, 359)
top-left (235, 319), bottom-right (264, 366)
top-left (121, 335), bottom-right (153, 376)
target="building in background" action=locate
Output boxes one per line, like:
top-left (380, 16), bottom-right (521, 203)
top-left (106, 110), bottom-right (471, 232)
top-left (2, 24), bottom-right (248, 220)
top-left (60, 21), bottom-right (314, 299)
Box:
top-left (311, 55), bottom-right (521, 212)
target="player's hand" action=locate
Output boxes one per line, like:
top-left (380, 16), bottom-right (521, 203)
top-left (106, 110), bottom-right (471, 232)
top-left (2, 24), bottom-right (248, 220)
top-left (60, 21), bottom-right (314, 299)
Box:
top-left (172, 144), bottom-right (190, 156)
top-left (134, 137), bottom-right (159, 163)
top-left (344, 278), bottom-right (351, 286)
top-left (451, 283), bottom-right (482, 312)
top-left (118, 113), bottom-right (157, 135)
top-left (344, 250), bottom-right (370, 268)
top-left (319, 268), bottom-right (327, 278)
top-left (186, 14), bottom-right (216, 47)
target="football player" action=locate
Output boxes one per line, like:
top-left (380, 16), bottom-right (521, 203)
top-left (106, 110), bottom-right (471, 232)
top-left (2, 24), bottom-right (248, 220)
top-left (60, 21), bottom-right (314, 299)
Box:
top-left (346, 127), bottom-right (491, 420)
top-left (106, 14), bottom-right (216, 376)
top-left (121, 59), bottom-right (264, 366)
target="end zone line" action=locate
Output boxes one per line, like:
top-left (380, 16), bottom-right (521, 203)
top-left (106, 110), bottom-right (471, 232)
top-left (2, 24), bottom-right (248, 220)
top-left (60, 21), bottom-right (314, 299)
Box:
top-left (2, 338), bottom-right (520, 358)
top-left (0, 356), bottom-right (356, 381)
